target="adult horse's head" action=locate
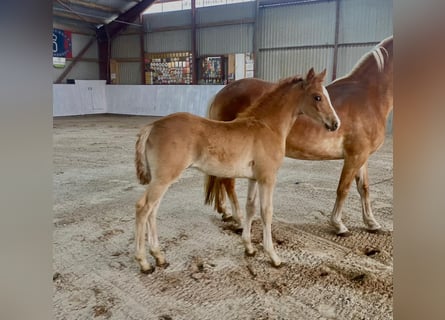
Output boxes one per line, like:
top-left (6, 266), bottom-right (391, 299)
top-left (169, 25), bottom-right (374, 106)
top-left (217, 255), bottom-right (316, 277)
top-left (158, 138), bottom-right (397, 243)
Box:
top-left (300, 68), bottom-right (340, 131)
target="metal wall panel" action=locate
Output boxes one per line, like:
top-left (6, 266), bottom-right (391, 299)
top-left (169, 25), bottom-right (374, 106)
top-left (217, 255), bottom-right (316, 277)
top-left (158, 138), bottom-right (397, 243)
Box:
top-left (118, 62), bottom-right (142, 84)
top-left (145, 29), bottom-right (192, 53)
top-left (258, 47), bottom-right (334, 82)
top-left (339, 0), bottom-right (393, 43)
top-left (335, 44), bottom-right (374, 78)
top-left (198, 24), bottom-right (253, 56)
top-left (112, 34), bottom-right (141, 58)
top-left (72, 34), bottom-right (97, 59)
top-left (258, 1), bottom-right (336, 49)
top-left (196, 2), bottom-right (256, 24)
top-left (144, 10), bottom-right (191, 30)
top-left (53, 61), bottom-right (100, 83)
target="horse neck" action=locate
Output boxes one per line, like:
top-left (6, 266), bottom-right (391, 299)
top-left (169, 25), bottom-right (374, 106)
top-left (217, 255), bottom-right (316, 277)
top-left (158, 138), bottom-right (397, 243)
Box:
top-left (343, 57), bottom-right (393, 119)
top-left (247, 85), bottom-right (303, 138)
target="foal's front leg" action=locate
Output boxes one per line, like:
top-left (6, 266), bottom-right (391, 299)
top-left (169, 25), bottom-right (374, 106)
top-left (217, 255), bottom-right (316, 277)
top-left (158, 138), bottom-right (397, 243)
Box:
top-left (258, 179), bottom-right (281, 267)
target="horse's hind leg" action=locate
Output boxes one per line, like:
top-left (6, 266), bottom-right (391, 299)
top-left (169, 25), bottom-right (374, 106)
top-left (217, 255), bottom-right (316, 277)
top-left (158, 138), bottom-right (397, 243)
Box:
top-left (330, 157), bottom-right (366, 236)
top-left (242, 179), bottom-right (258, 256)
top-left (135, 181), bottom-right (170, 273)
top-left (224, 178), bottom-right (243, 228)
top-left (355, 162), bottom-right (382, 232)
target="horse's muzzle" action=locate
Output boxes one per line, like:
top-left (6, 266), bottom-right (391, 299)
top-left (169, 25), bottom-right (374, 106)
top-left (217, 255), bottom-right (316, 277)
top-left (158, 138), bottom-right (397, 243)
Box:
top-left (325, 120), bottom-right (339, 132)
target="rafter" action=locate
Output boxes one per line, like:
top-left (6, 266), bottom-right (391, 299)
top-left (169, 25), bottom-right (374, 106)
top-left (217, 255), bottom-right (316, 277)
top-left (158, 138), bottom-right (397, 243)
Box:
top-left (54, 0), bottom-right (121, 13)
top-left (53, 9), bottom-right (106, 25)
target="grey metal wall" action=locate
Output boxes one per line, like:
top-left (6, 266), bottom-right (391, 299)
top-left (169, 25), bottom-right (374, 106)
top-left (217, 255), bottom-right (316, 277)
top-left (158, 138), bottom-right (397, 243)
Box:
top-left (143, 2), bottom-right (255, 56)
top-left (198, 24), bottom-right (253, 56)
top-left (111, 34), bottom-right (143, 84)
top-left (257, 0), bottom-right (337, 81)
top-left (258, 47), bottom-right (334, 81)
top-left (257, 0), bottom-right (392, 82)
top-left (52, 33), bottom-right (98, 83)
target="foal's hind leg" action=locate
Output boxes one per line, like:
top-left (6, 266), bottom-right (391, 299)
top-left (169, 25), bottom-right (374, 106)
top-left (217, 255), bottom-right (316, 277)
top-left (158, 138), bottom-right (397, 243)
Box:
top-left (135, 181), bottom-right (169, 273)
top-left (355, 162), bottom-right (382, 232)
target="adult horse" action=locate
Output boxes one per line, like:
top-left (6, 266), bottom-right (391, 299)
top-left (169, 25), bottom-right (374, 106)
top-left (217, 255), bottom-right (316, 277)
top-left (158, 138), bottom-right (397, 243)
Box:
top-left (205, 36), bottom-right (393, 236)
top-left (134, 69), bottom-right (339, 273)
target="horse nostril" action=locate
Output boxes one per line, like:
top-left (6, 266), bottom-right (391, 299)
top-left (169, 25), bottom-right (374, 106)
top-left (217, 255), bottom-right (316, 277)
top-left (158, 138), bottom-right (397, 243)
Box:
top-left (333, 121), bottom-right (338, 130)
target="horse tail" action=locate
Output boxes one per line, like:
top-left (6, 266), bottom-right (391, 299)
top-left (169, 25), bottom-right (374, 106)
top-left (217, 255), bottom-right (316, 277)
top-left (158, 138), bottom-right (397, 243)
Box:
top-left (204, 175), bottom-right (227, 213)
top-left (135, 124), bottom-right (153, 185)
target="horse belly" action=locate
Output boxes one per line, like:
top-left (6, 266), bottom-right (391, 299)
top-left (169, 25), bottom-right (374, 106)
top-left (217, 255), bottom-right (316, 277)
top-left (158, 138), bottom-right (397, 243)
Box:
top-left (192, 157), bottom-right (254, 179)
top-left (286, 136), bottom-right (344, 160)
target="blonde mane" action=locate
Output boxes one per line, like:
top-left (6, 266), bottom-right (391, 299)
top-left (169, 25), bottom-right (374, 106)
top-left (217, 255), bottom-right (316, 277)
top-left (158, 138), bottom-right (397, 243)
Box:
top-left (333, 36), bottom-right (392, 83)
top-left (238, 75), bottom-right (303, 118)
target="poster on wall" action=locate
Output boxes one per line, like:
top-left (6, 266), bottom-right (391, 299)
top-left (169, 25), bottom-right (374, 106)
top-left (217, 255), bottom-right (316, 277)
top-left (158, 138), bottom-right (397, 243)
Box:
top-left (53, 28), bottom-right (72, 68)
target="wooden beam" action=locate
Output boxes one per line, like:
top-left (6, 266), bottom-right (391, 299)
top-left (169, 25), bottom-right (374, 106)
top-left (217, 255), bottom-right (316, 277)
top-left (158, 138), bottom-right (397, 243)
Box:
top-left (97, 0), bottom-right (156, 83)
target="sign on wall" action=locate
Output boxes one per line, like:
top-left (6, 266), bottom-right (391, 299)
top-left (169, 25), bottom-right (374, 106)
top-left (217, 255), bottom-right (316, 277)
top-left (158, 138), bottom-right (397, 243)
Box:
top-left (53, 29), bottom-right (72, 68)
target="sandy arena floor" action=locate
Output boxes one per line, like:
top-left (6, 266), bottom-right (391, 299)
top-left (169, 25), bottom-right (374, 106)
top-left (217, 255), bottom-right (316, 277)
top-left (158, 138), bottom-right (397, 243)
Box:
top-left (53, 114), bottom-right (393, 319)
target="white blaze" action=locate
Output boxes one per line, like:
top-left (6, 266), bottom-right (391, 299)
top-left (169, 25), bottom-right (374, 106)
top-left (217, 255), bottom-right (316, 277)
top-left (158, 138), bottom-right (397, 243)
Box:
top-left (322, 86), bottom-right (341, 127)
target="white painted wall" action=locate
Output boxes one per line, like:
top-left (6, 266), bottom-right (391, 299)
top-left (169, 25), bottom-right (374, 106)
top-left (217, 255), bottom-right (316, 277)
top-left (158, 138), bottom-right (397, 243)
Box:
top-left (53, 83), bottom-right (224, 117)
top-left (106, 85), bottom-right (223, 117)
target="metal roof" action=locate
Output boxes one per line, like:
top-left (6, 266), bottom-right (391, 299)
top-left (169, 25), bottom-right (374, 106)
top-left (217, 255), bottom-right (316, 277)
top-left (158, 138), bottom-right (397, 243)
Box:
top-left (52, 0), bottom-right (332, 34)
top-left (53, 0), bottom-right (146, 33)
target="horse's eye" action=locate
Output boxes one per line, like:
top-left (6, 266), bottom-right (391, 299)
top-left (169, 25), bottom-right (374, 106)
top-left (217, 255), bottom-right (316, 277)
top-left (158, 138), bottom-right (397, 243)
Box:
top-left (314, 95), bottom-right (321, 102)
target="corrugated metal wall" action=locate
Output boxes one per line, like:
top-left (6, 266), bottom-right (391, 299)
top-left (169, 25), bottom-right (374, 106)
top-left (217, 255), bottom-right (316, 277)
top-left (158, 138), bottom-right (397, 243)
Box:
top-left (258, 47), bottom-right (334, 82)
top-left (112, 34), bottom-right (140, 58)
top-left (112, 33), bottom-right (143, 85)
top-left (258, 1), bottom-right (337, 81)
top-left (146, 30), bottom-right (192, 53)
top-left (335, 44), bottom-right (374, 78)
top-left (339, 0), bottom-right (393, 43)
top-left (53, 34), bottom-right (98, 83)
top-left (258, 1), bottom-right (336, 48)
top-left (198, 24), bottom-right (253, 55)
top-left (143, 2), bottom-right (255, 57)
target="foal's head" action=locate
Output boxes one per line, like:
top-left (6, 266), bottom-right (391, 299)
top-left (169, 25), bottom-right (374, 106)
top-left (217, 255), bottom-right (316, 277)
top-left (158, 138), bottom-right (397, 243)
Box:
top-left (299, 68), bottom-right (340, 131)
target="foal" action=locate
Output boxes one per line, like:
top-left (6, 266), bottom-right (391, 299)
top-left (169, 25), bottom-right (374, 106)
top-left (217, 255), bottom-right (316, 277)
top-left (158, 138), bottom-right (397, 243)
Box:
top-left (134, 68), bottom-right (339, 273)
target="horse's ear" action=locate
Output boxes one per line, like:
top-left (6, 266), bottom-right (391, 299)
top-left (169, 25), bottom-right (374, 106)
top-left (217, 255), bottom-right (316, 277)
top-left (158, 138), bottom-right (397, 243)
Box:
top-left (306, 68), bottom-right (315, 82)
top-left (317, 69), bottom-right (327, 82)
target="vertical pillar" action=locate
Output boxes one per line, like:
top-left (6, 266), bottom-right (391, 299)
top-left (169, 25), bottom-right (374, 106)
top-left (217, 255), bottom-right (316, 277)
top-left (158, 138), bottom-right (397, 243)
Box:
top-left (191, 0), bottom-right (197, 84)
top-left (331, 0), bottom-right (341, 81)
top-left (253, 0), bottom-right (260, 78)
top-left (97, 27), bottom-right (111, 84)
top-left (140, 14), bottom-right (146, 84)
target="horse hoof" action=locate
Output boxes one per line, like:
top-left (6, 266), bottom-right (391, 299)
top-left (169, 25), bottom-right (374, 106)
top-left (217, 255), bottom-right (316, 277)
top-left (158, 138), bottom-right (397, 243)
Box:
top-left (271, 261), bottom-right (283, 268)
top-left (222, 214), bottom-right (234, 222)
top-left (245, 249), bottom-right (256, 257)
top-left (157, 261), bottom-right (170, 269)
top-left (337, 231), bottom-right (351, 237)
top-left (367, 228), bottom-right (384, 235)
top-left (234, 227), bottom-right (243, 235)
top-left (140, 266), bottom-right (155, 274)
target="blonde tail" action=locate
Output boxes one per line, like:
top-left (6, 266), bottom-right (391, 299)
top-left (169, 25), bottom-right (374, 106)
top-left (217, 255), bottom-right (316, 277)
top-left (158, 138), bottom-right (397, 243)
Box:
top-left (135, 125), bottom-right (153, 185)
top-left (204, 175), bottom-right (227, 214)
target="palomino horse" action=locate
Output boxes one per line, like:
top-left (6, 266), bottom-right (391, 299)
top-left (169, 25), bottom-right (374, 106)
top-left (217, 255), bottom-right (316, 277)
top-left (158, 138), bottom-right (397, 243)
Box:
top-left (134, 68), bottom-right (340, 273)
top-left (205, 35), bottom-right (393, 236)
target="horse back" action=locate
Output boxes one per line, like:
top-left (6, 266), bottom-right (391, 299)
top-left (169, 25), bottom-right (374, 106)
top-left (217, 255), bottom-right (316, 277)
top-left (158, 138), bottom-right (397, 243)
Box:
top-left (208, 78), bottom-right (274, 121)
